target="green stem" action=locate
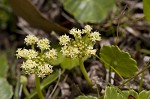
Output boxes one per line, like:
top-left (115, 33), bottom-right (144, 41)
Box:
top-left (119, 65), bottom-right (150, 88)
top-left (35, 75), bottom-right (44, 99)
top-left (22, 84), bottom-right (29, 97)
top-left (139, 72), bottom-right (144, 92)
top-left (110, 66), bottom-right (124, 81)
top-left (79, 58), bottom-right (93, 88)
top-left (31, 45), bottom-right (34, 50)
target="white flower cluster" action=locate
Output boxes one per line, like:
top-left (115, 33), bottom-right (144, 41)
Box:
top-left (16, 49), bottom-right (38, 59)
top-left (24, 35), bottom-right (39, 45)
top-left (59, 34), bottom-right (70, 45)
top-left (45, 49), bottom-right (57, 59)
top-left (70, 28), bottom-right (82, 38)
top-left (59, 25), bottom-right (101, 58)
top-left (16, 35), bottom-right (57, 77)
top-left (37, 38), bottom-right (50, 51)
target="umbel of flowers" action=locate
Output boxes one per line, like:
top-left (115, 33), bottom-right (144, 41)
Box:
top-left (59, 25), bottom-right (101, 59)
top-left (58, 25), bottom-right (101, 87)
top-left (16, 35), bottom-right (57, 78)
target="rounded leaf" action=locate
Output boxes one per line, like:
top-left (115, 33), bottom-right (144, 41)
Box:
top-left (62, 0), bottom-right (115, 23)
top-left (100, 45), bottom-right (138, 78)
top-left (139, 90), bottom-right (150, 99)
top-left (0, 78), bottom-right (13, 99)
top-left (122, 90), bottom-right (138, 99)
top-left (104, 86), bottom-right (125, 99)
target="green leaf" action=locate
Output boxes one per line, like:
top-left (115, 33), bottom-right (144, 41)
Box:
top-left (104, 86), bottom-right (141, 99)
top-left (122, 90), bottom-right (138, 99)
top-left (75, 95), bottom-right (98, 99)
top-left (49, 52), bottom-right (64, 66)
top-left (25, 70), bottom-right (63, 99)
top-left (50, 51), bottom-right (79, 70)
top-left (139, 90), bottom-right (150, 99)
top-left (41, 70), bottom-right (64, 88)
top-left (104, 86), bottom-right (150, 99)
top-left (100, 45), bottom-right (138, 78)
top-left (0, 78), bottom-right (13, 99)
top-left (0, 52), bottom-right (8, 77)
top-left (143, 0), bottom-right (150, 23)
top-left (61, 57), bottom-right (79, 70)
top-left (104, 86), bottom-right (125, 99)
top-left (62, 0), bottom-right (115, 23)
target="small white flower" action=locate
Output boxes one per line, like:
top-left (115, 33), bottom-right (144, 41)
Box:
top-left (82, 25), bottom-right (92, 34)
top-left (24, 35), bottom-right (39, 45)
top-left (90, 32), bottom-right (101, 42)
top-left (16, 48), bottom-right (28, 58)
top-left (87, 45), bottom-right (94, 50)
top-left (69, 46), bottom-right (79, 58)
top-left (21, 60), bottom-right (38, 74)
top-left (59, 34), bottom-right (70, 45)
top-left (85, 25), bottom-right (92, 31)
top-left (37, 64), bottom-right (53, 77)
top-left (87, 49), bottom-right (96, 55)
top-left (37, 38), bottom-right (50, 51)
top-left (45, 49), bottom-right (57, 59)
top-left (85, 46), bottom-right (96, 55)
top-left (61, 46), bottom-right (69, 56)
top-left (16, 48), bottom-right (23, 58)
top-left (70, 28), bottom-right (82, 38)
top-left (16, 49), bottom-right (38, 59)
top-left (61, 46), bottom-right (79, 58)
top-left (28, 49), bottom-right (38, 59)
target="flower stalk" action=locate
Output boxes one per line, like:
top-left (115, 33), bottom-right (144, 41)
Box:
top-left (35, 75), bottom-right (44, 99)
top-left (22, 84), bottom-right (29, 97)
top-left (79, 58), bottom-right (93, 88)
